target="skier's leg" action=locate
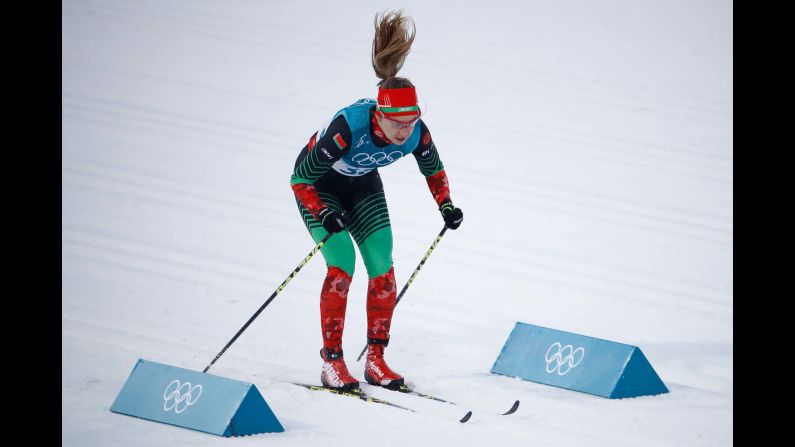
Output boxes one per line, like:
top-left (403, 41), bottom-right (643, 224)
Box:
top-left (297, 198), bottom-right (360, 390)
top-left (344, 179), bottom-right (404, 388)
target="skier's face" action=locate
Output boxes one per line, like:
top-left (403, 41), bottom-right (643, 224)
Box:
top-left (376, 113), bottom-right (419, 145)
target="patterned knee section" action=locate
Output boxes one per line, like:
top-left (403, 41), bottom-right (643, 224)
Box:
top-left (320, 266), bottom-right (352, 349)
top-left (366, 266), bottom-right (397, 343)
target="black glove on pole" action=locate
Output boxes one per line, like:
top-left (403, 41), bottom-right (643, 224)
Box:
top-left (318, 207), bottom-right (351, 233)
top-left (439, 199), bottom-right (464, 230)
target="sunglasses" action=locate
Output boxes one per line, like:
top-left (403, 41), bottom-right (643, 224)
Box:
top-left (377, 110), bottom-right (421, 129)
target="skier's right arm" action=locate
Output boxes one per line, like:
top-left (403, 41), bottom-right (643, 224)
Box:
top-left (290, 115), bottom-right (352, 223)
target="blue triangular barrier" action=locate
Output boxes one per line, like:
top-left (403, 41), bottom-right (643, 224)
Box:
top-left (609, 347), bottom-right (669, 398)
top-left (111, 359), bottom-right (284, 436)
top-left (491, 322), bottom-right (668, 399)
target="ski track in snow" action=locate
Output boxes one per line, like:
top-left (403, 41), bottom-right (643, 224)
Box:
top-left (63, 0), bottom-right (732, 445)
top-left (62, 157), bottom-right (729, 316)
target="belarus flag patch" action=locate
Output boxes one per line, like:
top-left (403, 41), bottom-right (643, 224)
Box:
top-left (332, 133), bottom-right (347, 150)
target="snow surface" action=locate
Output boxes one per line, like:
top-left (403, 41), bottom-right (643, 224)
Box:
top-left (62, 0), bottom-right (732, 445)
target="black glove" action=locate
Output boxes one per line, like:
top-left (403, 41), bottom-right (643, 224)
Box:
top-left (439, 200), bottom-right (463, 230)
top-left (317, 207), bottom-right (350, 234)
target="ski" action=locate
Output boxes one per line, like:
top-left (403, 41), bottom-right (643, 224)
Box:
top-left (288, 381), bottom-right (515, 424)
top-left (361, 382), bottom-right (520, 420)
top-left (289, 382), bottom-right (415, 413)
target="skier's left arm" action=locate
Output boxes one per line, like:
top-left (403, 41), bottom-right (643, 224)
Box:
top-left (412, 121), bottom-right (464, 230)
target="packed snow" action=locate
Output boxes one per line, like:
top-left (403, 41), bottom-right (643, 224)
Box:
top-left (62, 0), bottom-right (732, 445)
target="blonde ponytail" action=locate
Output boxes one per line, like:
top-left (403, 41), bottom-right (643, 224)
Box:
top-left (371, 10), bottom-right (416, 88)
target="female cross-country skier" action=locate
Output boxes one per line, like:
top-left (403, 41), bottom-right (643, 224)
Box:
top-left (290, 10), bottom-right (464, 392)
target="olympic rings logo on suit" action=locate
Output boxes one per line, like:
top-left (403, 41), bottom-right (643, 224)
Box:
top-left (352, 151), bottom-right (404, 167)
top-left (163, 379), bottom-right (203, 414)
top-left (544, 342), bottom-right (585, 376)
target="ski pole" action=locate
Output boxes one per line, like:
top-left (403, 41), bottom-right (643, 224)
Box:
top-left (356, 225), bottom-right (449, 362)
top-left (204, 232), bottom-right (333, 373)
